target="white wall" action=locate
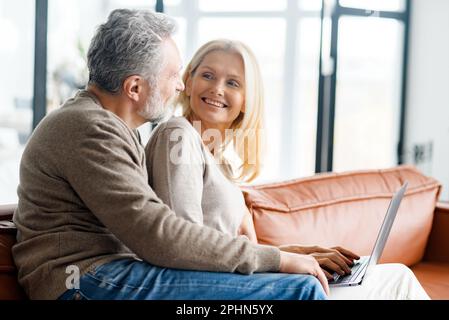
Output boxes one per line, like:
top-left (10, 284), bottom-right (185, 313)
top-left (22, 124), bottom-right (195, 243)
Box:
top-left (406, 0), bottom-right (449, 201)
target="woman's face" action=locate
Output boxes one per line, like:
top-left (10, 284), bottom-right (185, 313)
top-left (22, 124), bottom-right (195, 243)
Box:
top-left (186, 50), bottom-right (245, 132)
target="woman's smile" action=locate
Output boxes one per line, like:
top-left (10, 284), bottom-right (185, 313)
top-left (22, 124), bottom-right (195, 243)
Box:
top-left (201, 97), bottom-right (228, 109)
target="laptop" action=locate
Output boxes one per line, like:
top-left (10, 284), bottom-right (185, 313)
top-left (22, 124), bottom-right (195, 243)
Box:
top-left (329, 182), bottom-right (408, 287)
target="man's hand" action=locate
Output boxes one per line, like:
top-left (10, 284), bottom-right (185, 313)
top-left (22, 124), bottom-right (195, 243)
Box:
top-left (237, 209), bottom-right (258, 244)
top-left (279, 251), bottom-right (330, 296)
top-left (279, 245), bottom-right (360, 280)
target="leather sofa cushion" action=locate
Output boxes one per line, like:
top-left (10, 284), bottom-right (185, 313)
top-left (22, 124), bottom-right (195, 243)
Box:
top-left (0, 216), bottom-right (26, 300)
top-left (242, 165), bottom-right (441, 266)
top-left (411, 262), bottom-right (449, 300)
top-left (0, 205), bottom-right (26, 300)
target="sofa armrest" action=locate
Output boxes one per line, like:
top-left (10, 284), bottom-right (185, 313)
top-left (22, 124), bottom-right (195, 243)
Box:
top-left (0, 204), bottom-right (17, 221)
top-left (423, 202), bottom-right (449, 263)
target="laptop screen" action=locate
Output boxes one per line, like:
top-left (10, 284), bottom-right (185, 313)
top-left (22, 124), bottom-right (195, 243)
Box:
top-left (366, 182), bottom-right (408, 268)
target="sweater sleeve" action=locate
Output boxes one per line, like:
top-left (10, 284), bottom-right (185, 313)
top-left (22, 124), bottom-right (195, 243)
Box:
top-left (64, 118), bottom-right (280, 274)
top-left (146, 125), bottom-right (205, 226)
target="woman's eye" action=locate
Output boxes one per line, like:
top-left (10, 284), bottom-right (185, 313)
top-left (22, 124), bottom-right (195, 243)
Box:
top-left (202, 73), bottom-right (213, 80)
top-left (227, 80), bottom-right (240, 88)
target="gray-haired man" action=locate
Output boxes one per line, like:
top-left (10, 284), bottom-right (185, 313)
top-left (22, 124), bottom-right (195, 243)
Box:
top-left (12, 9), bottom-right (327, 300)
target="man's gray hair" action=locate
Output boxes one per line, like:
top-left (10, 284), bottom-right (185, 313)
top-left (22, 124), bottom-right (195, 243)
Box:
top-left (87, 9), bottom-right (176, 94)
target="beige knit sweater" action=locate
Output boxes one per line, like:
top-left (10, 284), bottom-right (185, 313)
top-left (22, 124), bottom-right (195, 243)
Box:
top-left (12, 90), bottom-right (280, 300)
top-left (145, 117), bottom-right (247, 236)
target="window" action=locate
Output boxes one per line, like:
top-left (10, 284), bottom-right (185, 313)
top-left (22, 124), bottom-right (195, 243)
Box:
top-left (199, 0), bottom-right (287, 12)
top-left (333, 17), bottom-right (405, 171)
top-left (339, 0), bottom-right (405, 12)
top-left (0, 0), bottom-right (411, 205)
top-left (315, 0), bottom-right (409, 173)
top-left (294, 17), bottom-right (321, 177)
top-left (0, 0), bottom-right (35, 204)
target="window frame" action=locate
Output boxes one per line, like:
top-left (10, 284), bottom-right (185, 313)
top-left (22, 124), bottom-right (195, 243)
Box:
top-left (315, 0), bottom-right (411, 172)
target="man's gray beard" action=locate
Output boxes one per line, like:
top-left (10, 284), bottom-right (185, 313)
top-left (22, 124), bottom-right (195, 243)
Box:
top-left (138, 90), bottom-right (167, 123)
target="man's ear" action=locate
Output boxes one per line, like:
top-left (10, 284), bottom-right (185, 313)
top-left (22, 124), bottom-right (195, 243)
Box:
top-left (123, 75), bottom-right (145, 102)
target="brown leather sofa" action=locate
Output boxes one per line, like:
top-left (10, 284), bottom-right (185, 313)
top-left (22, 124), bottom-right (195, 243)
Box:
top-left (0, 204), bottom-right (26, 300)
top-left (242, 165), bottom-right (449, 299)
top-left (1, 165), bottom-right (448, 299)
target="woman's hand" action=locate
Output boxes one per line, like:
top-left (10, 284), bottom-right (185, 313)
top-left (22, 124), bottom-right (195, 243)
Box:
top-left (279, 251), bottom-right (330, 296)
top-left (279, 245), bottom-right (360, 280)
top-left (237, 208), bottom-right (258, 244)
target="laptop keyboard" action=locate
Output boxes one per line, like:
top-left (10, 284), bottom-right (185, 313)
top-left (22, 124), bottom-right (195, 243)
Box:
top-left (330, 259), bottom-right (367, 284)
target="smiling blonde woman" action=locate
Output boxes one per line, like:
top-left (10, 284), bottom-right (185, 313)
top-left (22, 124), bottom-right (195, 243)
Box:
top-left (146, 39), bottom-right (265, 241)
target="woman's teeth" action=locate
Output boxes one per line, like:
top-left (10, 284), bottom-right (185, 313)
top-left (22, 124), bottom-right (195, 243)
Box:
top-left (203, 98), bottom-right (226, 108)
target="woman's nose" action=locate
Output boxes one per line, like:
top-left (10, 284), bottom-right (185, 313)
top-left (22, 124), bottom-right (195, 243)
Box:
top-left (210, 82), bottom-right (225, 96)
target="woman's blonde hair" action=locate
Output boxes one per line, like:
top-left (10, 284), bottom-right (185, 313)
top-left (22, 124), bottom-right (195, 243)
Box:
top-left (177, 39), bottom-right (265, 183)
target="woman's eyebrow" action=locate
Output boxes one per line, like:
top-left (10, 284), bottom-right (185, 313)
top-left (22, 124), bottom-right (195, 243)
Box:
top-left (198, 65), bottom-right (216, 72)
top-left (199, 65), bottom-right (243, 80)
top-left (228, 74), bottom-right (243, 80)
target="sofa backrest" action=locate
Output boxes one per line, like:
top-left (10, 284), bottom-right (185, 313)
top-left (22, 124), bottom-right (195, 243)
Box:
top-left (0, 204), bottom-right (27, 300)
top-left (242, 165), bottom-right (441, 267)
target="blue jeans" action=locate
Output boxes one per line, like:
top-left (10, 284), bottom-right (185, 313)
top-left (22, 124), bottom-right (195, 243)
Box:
top-left (58, 258), bottom-right (327, 300)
